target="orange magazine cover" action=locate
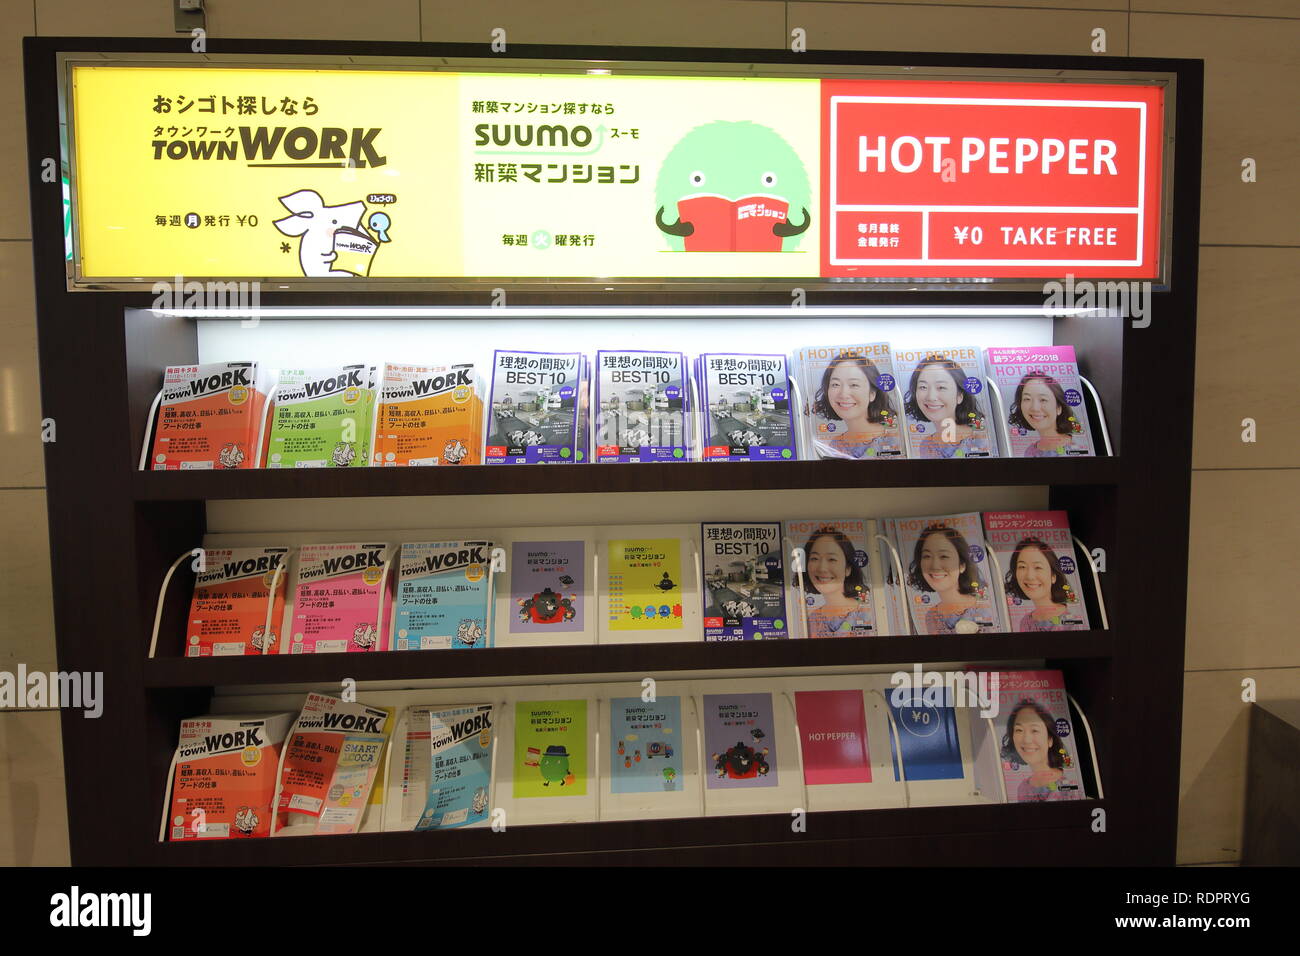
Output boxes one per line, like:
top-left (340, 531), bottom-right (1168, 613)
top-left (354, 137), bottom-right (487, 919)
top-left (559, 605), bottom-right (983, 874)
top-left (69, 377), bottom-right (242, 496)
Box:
top-left (165, 712), bottom-right (293, 841)
top-left (150, 361), bottom-right (270, 469)
top-left (372, 362), bottom-right (483, 466)
top-left (186, 546), bottom-right (290, 656)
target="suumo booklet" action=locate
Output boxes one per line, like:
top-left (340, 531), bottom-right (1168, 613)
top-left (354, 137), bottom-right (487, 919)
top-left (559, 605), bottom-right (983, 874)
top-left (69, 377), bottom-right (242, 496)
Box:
top-left (275, 693), bottom-right (391, 835)
top-left (166, 712), bottom-right (293, 841)
top-left (414, 705), bottom-right (495, 830)
top-left (185, 546), bottom-right (289, 656)
top-left (507, 538), bottom-right (588, 640)
top-left (372, 362), bottom-right (484, 466)
top-left (701, 522), bottom-right (789, 640)
top-left (793, 343), bottom-right (904, 460)
top-left (150, 361), bottom-right (271, 470)
top-left (609, 697), bottom-right (684, 794)
top-left (604, 537), bottom-right (686, 635)
top-left (990, 670), bottom-right (1087, 802)
top-left (784, 518), bottom-right (876, 638)
top-left (394, 540), bottom-right (494, 650)
top-left (594, 350), bottom-right (689, 463)
top-left (513, 699), bottom-right (588, 798)
top-left (891, 512), bottom-right (1002, 635)
top-left (265, 364), bottom-right (377, 468)
top-left (985, 346), bottom-right (1096, 458)
top-left (485, 350), bottom-right (586, 464)
top-left (895, 347), bottom-right (997, 459)
top-left (291, 542), bottom-right (392, 653)
top-left (984, 511), bottom-right (1091, 632)
top-left (703, 692), bottom-right (778, 789)
top-left (696, 354), bottom-right (795, 461)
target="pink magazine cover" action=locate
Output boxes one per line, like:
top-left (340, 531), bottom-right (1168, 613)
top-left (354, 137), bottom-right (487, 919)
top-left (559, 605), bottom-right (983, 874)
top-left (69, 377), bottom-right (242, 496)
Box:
top-left (984, 511), bottom-right (1091, 632)
top-left (985, 346), bottom-right (1096, 458)
top-left (291, 543), bottom-right (393, 653)
top-left (892, 512), bottom-right (1002, 635)
top-left (990, 670), bottom-right (1087, 803)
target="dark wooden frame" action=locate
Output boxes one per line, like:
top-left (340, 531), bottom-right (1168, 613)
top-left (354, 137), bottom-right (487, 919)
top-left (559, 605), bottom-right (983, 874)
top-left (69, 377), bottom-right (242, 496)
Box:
top-left (24, 37), bottom-right (1201, 866)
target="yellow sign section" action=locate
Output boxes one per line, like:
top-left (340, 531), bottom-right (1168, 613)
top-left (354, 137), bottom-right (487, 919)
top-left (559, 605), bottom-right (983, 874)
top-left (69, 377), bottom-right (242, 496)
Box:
top-left (73, 66), bottom-right (461, 278)
top-left (71, 66), bottom-right (820, 280)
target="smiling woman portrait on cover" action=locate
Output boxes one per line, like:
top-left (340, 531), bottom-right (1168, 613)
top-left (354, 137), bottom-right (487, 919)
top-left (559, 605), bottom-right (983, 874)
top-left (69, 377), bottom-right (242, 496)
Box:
top-left (902, 355), bottom-right (993, 459)
top-left (811, 355), bottom-right (902, 460)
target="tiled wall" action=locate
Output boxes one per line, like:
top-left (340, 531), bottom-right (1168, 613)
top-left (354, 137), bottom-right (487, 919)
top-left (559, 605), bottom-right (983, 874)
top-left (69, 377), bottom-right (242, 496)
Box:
top-left (1, 0), bottom-right (1295, 866)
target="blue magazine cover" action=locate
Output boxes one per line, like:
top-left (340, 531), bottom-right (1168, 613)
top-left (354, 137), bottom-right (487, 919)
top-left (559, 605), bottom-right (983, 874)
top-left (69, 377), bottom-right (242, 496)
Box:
top-left (609, 696), bottom-right (684, 793)
top-left (415, 704), bottom-right (495, 830)
top-left (395, 540), bottom-right (494, 650)
top-left (886, 693), bottom-right (964, 781)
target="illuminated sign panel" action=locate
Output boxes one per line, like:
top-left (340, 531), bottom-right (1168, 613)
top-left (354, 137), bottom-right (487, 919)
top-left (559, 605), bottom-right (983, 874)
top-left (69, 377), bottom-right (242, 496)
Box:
top-left (821, 80), bottom-right (1163, 278)
top-left (69, 65), bottom-right (1165, 283)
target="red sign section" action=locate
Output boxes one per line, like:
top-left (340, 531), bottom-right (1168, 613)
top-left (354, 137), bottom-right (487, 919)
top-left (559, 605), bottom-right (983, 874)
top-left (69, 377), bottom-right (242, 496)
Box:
top-left (819, 80), bottom-right (1164, 279)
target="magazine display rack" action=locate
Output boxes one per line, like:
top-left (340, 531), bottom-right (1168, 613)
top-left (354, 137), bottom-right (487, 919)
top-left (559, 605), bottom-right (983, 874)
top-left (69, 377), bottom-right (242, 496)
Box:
top-left (26, 37), bottom-right (1201, 866)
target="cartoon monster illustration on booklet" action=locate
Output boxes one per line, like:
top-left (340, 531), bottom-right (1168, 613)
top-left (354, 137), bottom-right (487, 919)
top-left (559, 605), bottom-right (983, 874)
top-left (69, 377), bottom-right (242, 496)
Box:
top-left (509, 540), bottom-right (586, 636)
top-left (513, 700), bottom-right (587, 798)
top-left (610, 697), bottom-right (683, 794)
top-left (703, 693), bottom-right (778, 789)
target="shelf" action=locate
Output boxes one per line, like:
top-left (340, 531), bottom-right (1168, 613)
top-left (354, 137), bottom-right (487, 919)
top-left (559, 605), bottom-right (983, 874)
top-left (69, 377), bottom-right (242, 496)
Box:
top-left (133, 457), bottom-right (1119, 501)
top-left (147, 799), bottom-right (1102, 866)
top-left (144, 630), bottom-right (1113, 688)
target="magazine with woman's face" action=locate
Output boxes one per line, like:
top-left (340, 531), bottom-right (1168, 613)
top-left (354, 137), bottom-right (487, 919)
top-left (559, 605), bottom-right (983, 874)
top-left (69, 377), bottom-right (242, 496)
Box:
top-left (794, 343), bottom-right (904, 461)
top-left (892, 512), bottom-right (1002, 635)
top-left (784, 518), bottom-right (876, 638)
top-left (986, 346), bottom-right (1096, 458)
top-left (894, 347), bottom-right (997, 460)
top-left (984, 511), bottom-right (1091, 633)
top-left (992, 670), bottom-right (1087, 803)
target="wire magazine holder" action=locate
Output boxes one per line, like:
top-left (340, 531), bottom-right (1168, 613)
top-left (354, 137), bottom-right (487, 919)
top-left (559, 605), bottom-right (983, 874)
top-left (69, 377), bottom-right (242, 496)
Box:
top-left (148, 547), bottom-right (288, 659)
top-left (986, 374), bottom-right (1113, 458)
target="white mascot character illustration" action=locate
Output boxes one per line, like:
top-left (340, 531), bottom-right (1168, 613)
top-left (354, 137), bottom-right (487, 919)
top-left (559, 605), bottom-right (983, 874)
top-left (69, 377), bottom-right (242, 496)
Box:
top-left (442, 439), bottom-right (468, 465)
top-left (455, 619), bottom-right (484, 648)
top-left (218, 442), bottom-right (246, 469)
top-left (273, 189), bottom-right (367, 278)
top-left (249, 626), bottom-right (276, 653)
top-left (233, 806), bottom-right (259, 835)
top-left (331, 442), bottom-right (357, 467)
top-left (352, 622), bottom-right (378, 650)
